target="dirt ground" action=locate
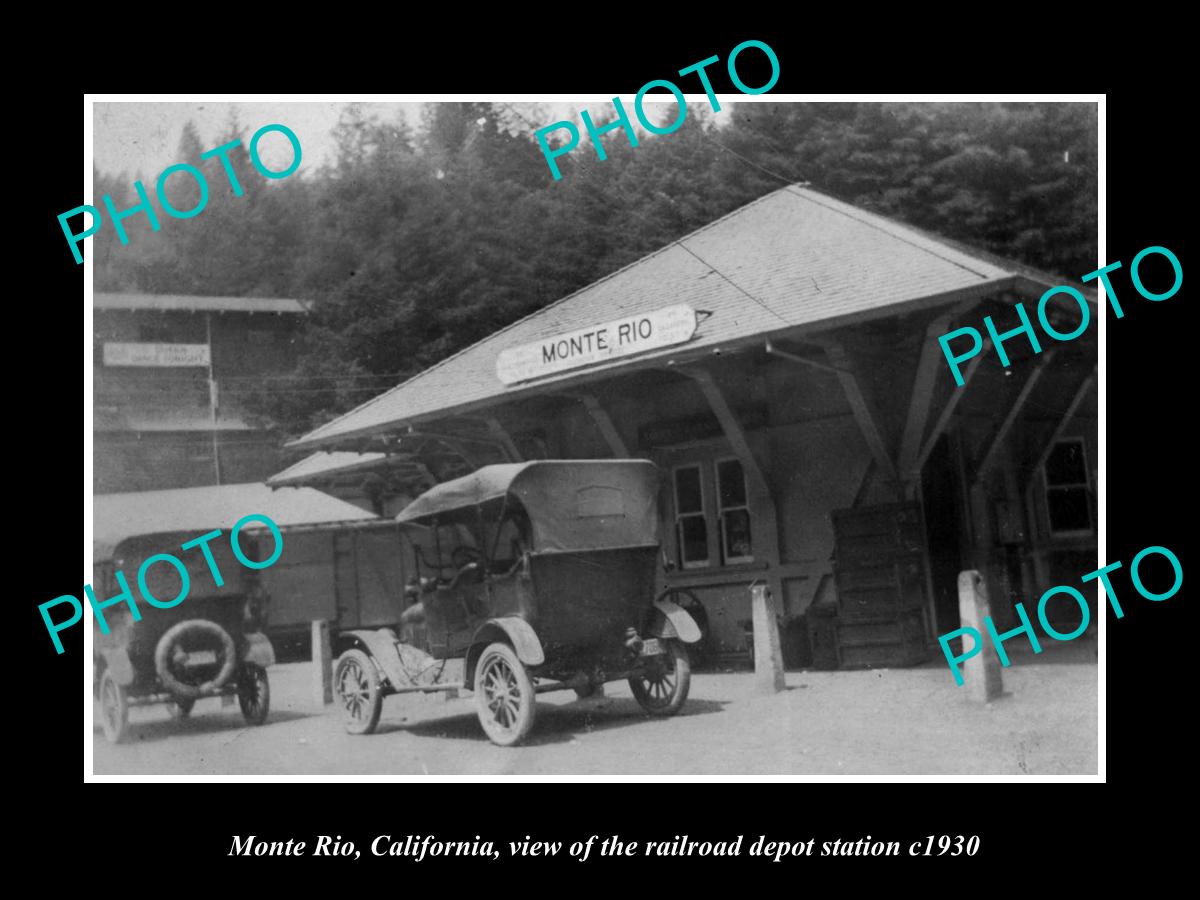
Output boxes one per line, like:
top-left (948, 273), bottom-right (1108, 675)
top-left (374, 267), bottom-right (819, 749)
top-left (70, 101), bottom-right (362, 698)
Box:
top-left (92, 640), bottom-right (1098, 777)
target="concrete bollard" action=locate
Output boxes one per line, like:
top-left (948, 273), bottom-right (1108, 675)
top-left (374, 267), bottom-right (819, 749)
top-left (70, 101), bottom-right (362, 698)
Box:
top-left (956, 571), bottom-right (1004, 702)
top-left (311, 619), bottom-right (333, 707)
top-left (750, 583), bottom-right (786, 694)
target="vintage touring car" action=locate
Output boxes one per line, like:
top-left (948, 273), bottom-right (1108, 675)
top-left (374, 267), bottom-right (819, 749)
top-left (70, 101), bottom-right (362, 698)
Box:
top-left (92, 527), bottom-right (275, 744)
top-left (333, 460), bottom-right (701, 746)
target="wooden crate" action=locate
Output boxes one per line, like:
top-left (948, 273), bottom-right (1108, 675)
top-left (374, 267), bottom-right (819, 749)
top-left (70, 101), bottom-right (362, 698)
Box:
top-left (835, 608), bottom-right (929, 669)
top-left (834, 556), bottom-right (927, 621)
top-left (831, 503), bottom-right (926, 567)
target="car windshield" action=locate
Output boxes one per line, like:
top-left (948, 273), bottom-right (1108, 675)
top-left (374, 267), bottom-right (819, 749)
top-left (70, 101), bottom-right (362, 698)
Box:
top-left (482, 505), bottom-right (531, 573)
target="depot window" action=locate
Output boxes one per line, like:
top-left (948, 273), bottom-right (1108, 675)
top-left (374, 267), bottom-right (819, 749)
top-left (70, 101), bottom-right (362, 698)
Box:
top-left (1044, 438), bottom-right (1092, 535)
top-left (717, 458), bottom-right (753, 564)
top-left (673, 465), bottom-right (709, 569)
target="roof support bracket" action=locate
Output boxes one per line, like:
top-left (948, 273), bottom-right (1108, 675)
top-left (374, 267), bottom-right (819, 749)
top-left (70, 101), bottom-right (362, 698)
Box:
top-left (973, 350), bottom-right (1057, 481)
top-left (573, 393), bottom-right (630, 458)
top-left (897, 301), bottom-right (979, 482)
top-left (485, 416), bottom-right (523, 463)
top-left (676, 367), bottom-right (782, 581)
top-left (817, 339), bottom-right (900, 488)
top-left (1023, 366), bottom-right (1097, 491)
top-left (906, 338), bottom-right (992, 494)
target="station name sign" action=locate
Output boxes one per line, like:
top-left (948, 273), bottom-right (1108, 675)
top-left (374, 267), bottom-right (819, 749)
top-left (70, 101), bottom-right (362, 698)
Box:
top-left (496, 304), bottom-right (699, 385)
top-left (103, 342), bottom-right (211, 367)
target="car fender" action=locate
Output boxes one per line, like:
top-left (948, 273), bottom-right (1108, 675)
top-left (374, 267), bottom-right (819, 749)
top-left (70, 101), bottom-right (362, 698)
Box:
top-left (338, 628), bottom-right (409, 692)
top-left (98, 647), bottom-right (135, 686)
top-left (465, 617), bottom-right (545, 686)
top-left (241, 632), bottom-right (276, 668)
top-left (649, 599), bottom-right (702, 643)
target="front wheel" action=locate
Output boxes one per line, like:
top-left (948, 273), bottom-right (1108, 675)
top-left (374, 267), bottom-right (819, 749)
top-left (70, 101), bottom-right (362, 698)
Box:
top-left (474, 642), bottom-right (536, 746)
top-left (629, 640), bottom-right (691, 716)
top-left (335, 649), bottom-right (383, 735)
top-left (99, 670), bottom-right (129, 743)
top-left (237, 663), bottom-right (270, 725)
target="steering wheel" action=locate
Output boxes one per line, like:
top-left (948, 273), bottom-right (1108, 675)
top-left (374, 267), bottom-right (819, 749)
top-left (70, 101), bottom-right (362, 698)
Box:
top-left (450, 545), bottom-right (482, 569)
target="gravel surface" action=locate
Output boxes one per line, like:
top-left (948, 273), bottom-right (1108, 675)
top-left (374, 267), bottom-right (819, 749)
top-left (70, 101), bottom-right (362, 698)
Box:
top-left (92, 642), bottom-right (1098, 777)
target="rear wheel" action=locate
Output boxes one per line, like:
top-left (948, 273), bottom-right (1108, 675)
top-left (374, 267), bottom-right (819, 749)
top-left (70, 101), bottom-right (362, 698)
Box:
top-left (237, 663), bottom-right (270, 725)
top-left (474, 642), bottom-right (536, 746)
top-left (99, 670), bottom-right (129, 743)
top-left (335, 649), bottom-right (383, 735)
top-left (629, 640), bottom-right (690, 716)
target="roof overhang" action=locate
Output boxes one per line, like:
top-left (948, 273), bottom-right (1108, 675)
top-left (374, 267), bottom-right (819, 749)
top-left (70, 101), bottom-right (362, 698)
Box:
top-left (288, 277), bottom-right (1051, 453)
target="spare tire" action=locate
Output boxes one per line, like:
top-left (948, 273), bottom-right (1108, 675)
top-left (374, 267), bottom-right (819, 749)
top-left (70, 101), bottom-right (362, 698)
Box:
top-left (155, 620), bottom-right (238, 700)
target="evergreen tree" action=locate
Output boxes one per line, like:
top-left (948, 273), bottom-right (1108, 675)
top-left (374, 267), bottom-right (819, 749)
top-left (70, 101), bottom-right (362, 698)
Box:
top-left (92, 101), bottom-right (1098, 440)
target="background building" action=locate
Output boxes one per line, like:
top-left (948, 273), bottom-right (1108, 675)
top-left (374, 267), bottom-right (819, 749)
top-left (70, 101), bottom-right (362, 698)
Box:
top-left (93, 293), bottom-right (307, 493)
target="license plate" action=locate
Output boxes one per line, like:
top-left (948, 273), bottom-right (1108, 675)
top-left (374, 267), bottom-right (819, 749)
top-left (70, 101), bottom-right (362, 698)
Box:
top-left (640, 639), bottom-right (664, 657)
top-left (184, 650), bottom-right (217, 666)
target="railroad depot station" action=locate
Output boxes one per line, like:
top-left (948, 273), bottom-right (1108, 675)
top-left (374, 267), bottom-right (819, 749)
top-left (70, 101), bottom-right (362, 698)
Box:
top-left (255, 184), bottom-right (1098, 668)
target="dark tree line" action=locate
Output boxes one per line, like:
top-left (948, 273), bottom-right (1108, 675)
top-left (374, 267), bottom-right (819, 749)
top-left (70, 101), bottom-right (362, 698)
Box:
top-left (94, 101), bottom-right (1097, 439)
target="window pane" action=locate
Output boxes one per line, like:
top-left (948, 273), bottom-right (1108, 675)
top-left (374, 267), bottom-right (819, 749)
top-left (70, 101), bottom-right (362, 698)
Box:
top-left (678, 515), bottom-right (709, 565)
top-left (723, 508), bottom-right (753, 560)
top-left (1048, 487), bottom-right (1091, 533)
top-left (1046, 440), bottom-right (1087, 486)
top-left (717, 459), bottom-right (746, 508)
top-left (674, 466), bottom-right (703, 514)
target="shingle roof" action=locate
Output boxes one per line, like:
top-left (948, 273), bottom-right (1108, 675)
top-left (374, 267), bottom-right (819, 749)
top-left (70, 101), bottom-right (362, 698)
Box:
top-left (95, 293), bottom-right (308, 314)
top-left (290, 184), bottom-right (1054, 450)
top-left (268, 451), bottom-right (388, 486)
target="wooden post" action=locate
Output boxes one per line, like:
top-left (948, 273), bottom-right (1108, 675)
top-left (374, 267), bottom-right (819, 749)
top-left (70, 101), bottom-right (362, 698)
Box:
top-left (956, 571), bottom-right (1003, 702)
top-left (750, 583), bottom-right (786, 693)
top-left (311, 620), bottom-right (333, 707)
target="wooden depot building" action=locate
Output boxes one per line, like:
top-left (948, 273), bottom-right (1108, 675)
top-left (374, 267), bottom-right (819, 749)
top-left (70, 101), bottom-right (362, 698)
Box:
top-left (272, 185), bottom-right (1098, 669)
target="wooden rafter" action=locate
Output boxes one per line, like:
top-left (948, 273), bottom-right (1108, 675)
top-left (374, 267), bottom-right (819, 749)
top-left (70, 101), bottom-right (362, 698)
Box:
top-left (485, 416), bottom-right (522, 462)
top-left (974, 349), bottom-right (1057, 479)
top-left (897, 304), bottom-right (976, 479)
top-left (819, 340), bottom-right (899, 484)
top-left (1024, 366), bottom-right (1098, 489)
top-left (576, 393), bottom-right (630, 457)
top-left (678, 366), bottom-right (782, 574)
top-left (908, 338), bottom-right (992, 481)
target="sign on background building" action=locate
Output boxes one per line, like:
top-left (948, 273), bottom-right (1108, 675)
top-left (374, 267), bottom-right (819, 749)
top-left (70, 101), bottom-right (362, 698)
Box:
top-left (496, 304), bottom-right (699, 385)
top-left (103, 342), bottom-right (211, 367)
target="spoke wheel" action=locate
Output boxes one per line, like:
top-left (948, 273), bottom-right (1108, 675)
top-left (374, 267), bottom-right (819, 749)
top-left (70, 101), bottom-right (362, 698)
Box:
top-left (99, 670), bottom-right (129, 744)
top-left (237, 663), bottom-right (271, 726)
top-left (474, 642), bottom-right (536, 746)
top-left (629, 640), bottom-right (691, 716)
top-left (335, 649), bottom-right (383, 735)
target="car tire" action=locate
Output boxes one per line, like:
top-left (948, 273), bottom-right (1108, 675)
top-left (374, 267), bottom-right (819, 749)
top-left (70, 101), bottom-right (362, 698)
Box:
top-left (154, 620), bottom-right (237, 700)
top-left (335, 649), bottom-right (383, 735)
top-left (237, 663), bottom-right (271, 726)
top-left (629, 639), bottom-right (691, 716)
top-left (474, 642), bottom-right (536, 746)
top-left (99, 670), bottom-right (130, 744)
